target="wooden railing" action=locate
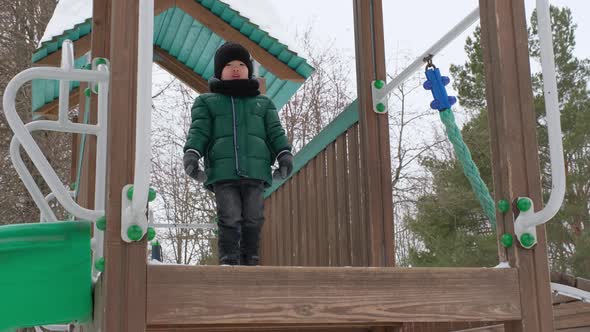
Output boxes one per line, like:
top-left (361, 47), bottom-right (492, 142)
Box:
top-left (261, 101), bottom-right (381, 266)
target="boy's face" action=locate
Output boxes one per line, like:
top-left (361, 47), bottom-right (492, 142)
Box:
top-left (221, 60), bottom-right (249, 80)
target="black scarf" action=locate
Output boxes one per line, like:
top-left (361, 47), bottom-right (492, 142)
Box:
top-left (208, 78), bottom-right (260, 98)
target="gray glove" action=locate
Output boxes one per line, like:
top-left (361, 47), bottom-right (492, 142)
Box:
top-left (183, 150), bottom-right (203, 181)
top-left (276, 151), bottom-right (293, 179)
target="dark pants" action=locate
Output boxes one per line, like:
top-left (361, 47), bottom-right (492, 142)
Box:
top-left (213, 179), bottom-right (265, 265)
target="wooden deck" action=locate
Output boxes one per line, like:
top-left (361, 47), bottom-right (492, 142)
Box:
top-left (145, 266), bottom-right (521, 330)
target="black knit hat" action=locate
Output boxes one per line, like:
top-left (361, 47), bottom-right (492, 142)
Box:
top-left (214, 42), bottom-right (253, 79)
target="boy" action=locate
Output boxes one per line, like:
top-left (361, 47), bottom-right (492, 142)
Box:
top-left (183, 42), bottom-right (293, 266)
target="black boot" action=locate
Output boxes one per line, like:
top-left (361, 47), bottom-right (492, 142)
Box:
top-left (218, 225), bottom-right (241, 266)
top-left (240, 225), bottom-right (261, 266)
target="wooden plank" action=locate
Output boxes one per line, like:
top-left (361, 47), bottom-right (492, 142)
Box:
top-left (452, 325), bottom-right (505, 332)
top-left (261, 198), bottom-right (270, 265)
top-left (336, 134), bottom-right (351, 266)
top-left (300, 167), bottom-right (309, 266)
top-left (270, 191), bottom-right (277, 265)
top-left (103, 0), bottom-right (147, 331)
top-left (155, 0), bottom-right (175, 16)
top-left (33, 34), bottom-right (92, 66)
top-left (307, 159), bottom-right (318, 266)
top-left (352, 0), bottom-right (394, 267)
top-left (291, 172), bottom-right (300, 266)
top-left (348, 125), bottom-right (364, 266)
top-left (147, 324), bottom-right (388, 331)
top-left (316, 151), bottom-right (329, 266)
top-left (147, 266), bottom-right (521, 326)
top-left (153, 46), bottom-right (209, 93)
top-left (175, 0), bottom-right (305, 83)
top-left (326, 143), bottom-right (338, 266)
top-left (479, 1), bottom-right (554, 331)
top-left (553, 302), bottom-right (590, 329)
top-left (284, 178), bottom-right (292, 266)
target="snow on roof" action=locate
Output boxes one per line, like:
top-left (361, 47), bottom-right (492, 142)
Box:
top-left (38, 0), bottom-right (301, 55)
top-left (39, 0), bottom-right (92, 46)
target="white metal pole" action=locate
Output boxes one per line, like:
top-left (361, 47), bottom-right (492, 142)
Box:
top-left (58, 40), bottom-right (74, 125)
top-left (123, 0), bottom-right (154, 241)
top-left (373, 7), bottom-right (480, 105)
top-left (516, 0), bottom-right (565, 230)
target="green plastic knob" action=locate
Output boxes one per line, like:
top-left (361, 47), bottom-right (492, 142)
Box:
top-left (95, 257), bottom-right (105, 272)
top-left (127, 186), bottom-right (134, 200)
top-left (151, 240), bottom-right (160, 247)
top-left (500, 233), bottom-right (513, 248)
top-left (520, 233), bottom-right (536, 248)
top-left (376, 103), bottom-right (386, 113)
top-left (148, 188), bottom-right (157, 202)
top-left (95, 58), bottom-right (107, 66)
top-left (92, 85), bottom-right (99, 94)
top-left (147, 227), bottom-right (156, 241)
top-left (497, 199), bottom-right (510, 214)
top-left (96, 216), bottom-right (106, 231)
top-left (374, 80), bottom-right (385, 89)
top-left (70, 182), bottom-right (77, 190)
top-left (517, 198), bottom-right (532, 212)
top-left (127, 225), bottom-right (144, 241)
top-left (84, 87), bottom-right (92, 97)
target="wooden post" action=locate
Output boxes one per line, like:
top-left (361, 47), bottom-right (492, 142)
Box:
top-left (352, 0), bottom-right (394, 267)
top-left (102, 0), bottom-right (147, 331)
top-left (479, 0), bottom-right (554, 331)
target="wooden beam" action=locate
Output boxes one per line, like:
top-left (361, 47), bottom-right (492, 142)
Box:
top-left (147, 324), bottom-right (398, 332)
top-left (174, 0), bottom-right (306, 83)
top-left (146, 266), bottom-right (521, 328)
top-left (103, 0), bottom-right (147, 331)
top-left (553, 302), bottom-right (590, 330)
top-left (479, 0), bottom-right (555, 331)
top-left (33, 87), bottom-right (80, 120)
top-left (33, 34), bottom-right (92, 67)
top-left (155, 0), bottom-right (175, 15)
top-left (352, 0), bottom-right (394, 267)
top-left (153, 46), bottom-right (209, 93)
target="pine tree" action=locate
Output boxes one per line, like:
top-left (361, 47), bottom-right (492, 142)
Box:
top-left (408, 7), bottom-right (590, 277)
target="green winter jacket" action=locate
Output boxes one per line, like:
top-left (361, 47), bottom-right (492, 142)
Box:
top-left (184, 93), bottom-right (291, 190)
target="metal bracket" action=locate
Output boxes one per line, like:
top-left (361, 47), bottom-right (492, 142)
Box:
top-left (121, 184), bottom-right (148, 243)
top-left (514, 197), bottom-right (538, 249)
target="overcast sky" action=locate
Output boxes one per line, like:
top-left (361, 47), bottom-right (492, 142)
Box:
top-left (269, 0), bottom-right (590, 72)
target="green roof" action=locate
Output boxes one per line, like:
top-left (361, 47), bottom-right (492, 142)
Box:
top-left (31, 0), bottom-right (314, 118)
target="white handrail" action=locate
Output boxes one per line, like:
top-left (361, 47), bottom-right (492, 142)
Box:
top-left (3, 66), bottom-right (108, 221)
top-left (9, 135), bottom-right (58, 222)
top-left (515, 0), bottom-right (565, 232)
top-left (41, 191), bottom-right (75, 222)
top-left (58, 40), bottom-right (74, 125)
top-left (122, 0), bottom-right (154, 242)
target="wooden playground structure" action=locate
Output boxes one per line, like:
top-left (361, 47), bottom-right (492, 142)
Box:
top-left (14, 0), bottom-right (590, 331)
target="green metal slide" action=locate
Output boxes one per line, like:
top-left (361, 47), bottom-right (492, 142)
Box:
top-left (0, 221), bottom-right (93, 330)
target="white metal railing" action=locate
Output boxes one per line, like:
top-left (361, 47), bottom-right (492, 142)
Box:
top-left (513, 0), bottom-right (566, 247)
top-left (3, 39), bottom-right (109, 277)
top-left (121, 0), bottom-right (154, 242)
top-left (371, 7), bottom-right (480, 113)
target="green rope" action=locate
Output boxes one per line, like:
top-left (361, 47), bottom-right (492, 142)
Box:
top-left (439, 108), bottom-right (497, 230)
top-left (74, 89), bottom-right (91, 199)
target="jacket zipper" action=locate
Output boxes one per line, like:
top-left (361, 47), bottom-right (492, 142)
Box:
top-left (230, 97), bottom-right (240, 175)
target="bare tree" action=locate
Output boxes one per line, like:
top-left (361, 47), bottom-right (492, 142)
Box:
top-left (385, 51), bottom-right (446, 265)
top-left (0, 0), bottom-right (73, 225)
top-left (150, 69), bottom-right (218, 265)
top-left (281, 26), bottom-right (354, 153)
